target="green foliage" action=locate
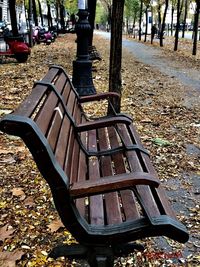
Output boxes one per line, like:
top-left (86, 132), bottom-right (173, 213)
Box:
top-left (124, 0), bottom-right (140, 20)
top-left (65, 0), bottom-right (78, 14)
top-left (95, 2), bottom-right (108, 24)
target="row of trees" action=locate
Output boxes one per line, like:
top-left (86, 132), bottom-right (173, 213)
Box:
top-left (11, 0), bottom-right (72, 36)
top-left (98, 0), bottom-right (199, 112)
top-left (99, 0), bottom-right (199, 55)
top-left (8, 1), bottom-right (199, 112)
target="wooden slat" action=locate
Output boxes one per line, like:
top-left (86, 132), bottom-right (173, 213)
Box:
top-left (75, 109), bottom-right (88, 218)
top-left (55, 116), bottom-right (71, 168)
top-left (42, 67), bottom-right (59, 82)
top-left (128, 125), bottom-right (176, 219)
top-left (14, 85), bottom-right (47, 117)
top-left (108, 126), bottom-right (141, 221)
top-left (117, 124), bottom-right (161, 218)
top-left (35, 71), bottom-right (67, 134)
top-left (98, 128), bottom-right (122, 225)
top-left (71, 172), bottom-right (159, 197)
top-left (76, 126), bottom-right (87, 219)
top-left (47, 111), bottom-right (63, 151)
top-left (88, 129), bottom-right (104, 225)
top-left (69, 107), bottom-right (82, 184)
top-left (54, 72), bottom-right (67, 94)
top-left (35, 91), bottom-right (58, 134)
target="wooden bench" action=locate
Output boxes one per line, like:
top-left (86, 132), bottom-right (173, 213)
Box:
top-left (89, 45), bottom-right (102, 61)
top-left (0, 65), bottom-right (189, 267)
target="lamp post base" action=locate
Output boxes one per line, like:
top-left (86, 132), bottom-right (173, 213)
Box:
top-left (72, 8), bottom-right (96, 96)
top-left (72, 59), bottom-right (96, 96)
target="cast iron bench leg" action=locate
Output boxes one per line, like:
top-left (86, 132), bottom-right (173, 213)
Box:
top-left (49, 242), bottom-right (144, 267)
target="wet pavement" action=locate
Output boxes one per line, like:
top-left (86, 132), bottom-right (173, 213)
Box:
top-left (95, 30), bottom-right (200, 261)
top-left (95, 31), bottom-right (200, 91)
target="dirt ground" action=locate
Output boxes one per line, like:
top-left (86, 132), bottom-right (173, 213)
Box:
top-left (0, 33), bottom-right (199, 266)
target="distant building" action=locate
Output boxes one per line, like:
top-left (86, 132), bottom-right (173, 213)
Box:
top-left (0, 0), bottom-right (8, 21)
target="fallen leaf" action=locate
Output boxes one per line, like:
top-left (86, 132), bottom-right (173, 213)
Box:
top-left (0, 149), bottom-right (12, 154)
top-left (152, 138), bottom-right (171, 146)
top-left (24, 196), bottom-right (35, 207)
top-left (0, 224), bottom-right (15, 242)
top-left (11, 188), bottom-right (25, 198)
top-left (0, 156), bottom-right (16, 164)
top-left (0, 250), bottom-right (24, 267)
top-left (48, 219), bottom-right (64, 233)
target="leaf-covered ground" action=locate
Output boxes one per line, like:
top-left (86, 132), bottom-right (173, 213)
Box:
top-left (0, 33), bottom-right (199, 266)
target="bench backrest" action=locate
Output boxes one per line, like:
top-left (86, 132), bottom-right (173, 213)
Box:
top-left (1, 66), bottom-right (87, 192)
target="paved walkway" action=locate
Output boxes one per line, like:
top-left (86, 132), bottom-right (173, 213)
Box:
top-left (95, 31), bottom-right (200, 91)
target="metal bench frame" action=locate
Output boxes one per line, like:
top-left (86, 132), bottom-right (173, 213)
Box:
top-left (0, 65), bottom-right (189, 267)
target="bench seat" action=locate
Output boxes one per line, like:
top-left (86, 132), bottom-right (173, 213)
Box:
top-left (0, 65), bottom-right (189, 266)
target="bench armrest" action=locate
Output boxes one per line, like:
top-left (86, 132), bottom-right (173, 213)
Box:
top-left (76, 116), bottom-right (132, 132)
top-left (79, 92), bottom-right (120, 103)
top-left (70, 172), bottom-right (160, 198)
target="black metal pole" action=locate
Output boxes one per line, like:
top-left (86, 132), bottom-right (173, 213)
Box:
top-left (72, 7), bottom-right (96, 96)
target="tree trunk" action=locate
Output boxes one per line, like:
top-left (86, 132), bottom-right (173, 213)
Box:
top-left (144, 7), bottom-right (148, 42)
top-left (182, 0), bottom-right (188, 38)
top-left (171, 6), bottom-right (174, 36)
top-left (139, 0), bottom-right (143, 41)
top-left (32, 0), bottom-right (38, 26)
top-left (47, 2), bottom-right (53, 28)
top-left (88, 0), bottom-right (97, 46)
top-left (151, 5), bottom-right (154, 44)
top-left (174, 0), bottom-right (181, 51)
top-left (109, 0), bottom-right (125, 113)
top-left (8, 0), bottom-right (18, 36)
top-left (192, 0), bottom-right (200, 55)
top-left (38, 0), bottom-right (43, 26)
top-left (157, 4), bottom-right (162, 37)
top-left (160, 0), bottom-right (169, 47)
top-left (60, 3), bottom-right (65, 30)
top-left (174, 0), bottom-right (184, 50)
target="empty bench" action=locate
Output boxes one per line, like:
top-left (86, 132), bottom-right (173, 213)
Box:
top-left (0, 65), bottom-right (189, 267)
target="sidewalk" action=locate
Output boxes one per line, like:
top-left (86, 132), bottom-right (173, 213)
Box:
top-left (95, 31), bottom-right (200, 91)
top-left (0, 33), bottom-right (199, 267)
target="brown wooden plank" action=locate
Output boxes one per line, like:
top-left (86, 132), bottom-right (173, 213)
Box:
top-left (42, 67), bottom-right (59, 82)
top-left (69, 106), bottom-right (82, 184)
top-left (54, 72), bottom-right (67, 94)
top-left (54, 116), bottom-right (71, 168)
top-left (75, 109), bottom-right (88, 219)
top-left (107, 126), bottom-right (141, 221)
top-left (76, 127), bottom-right (87, 219)
top-left (47, 110), bottom-right (63, 151)
top-left (88, 129), bottom-right (104, 225)
top-left (35, 90), bottom-right (58, 134)
top-left (117, 124), bottom-right (161, 218)
top-left (125, 124), bottom-right (175, 217)
top-left (71, 172), bottom-right (159, 197)
top-left (14, 67), bottom-right (59, 117)
top-left (14, 85), bottom-right (47, 117)
top-left (98, 128), bottom-right (122, 225)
